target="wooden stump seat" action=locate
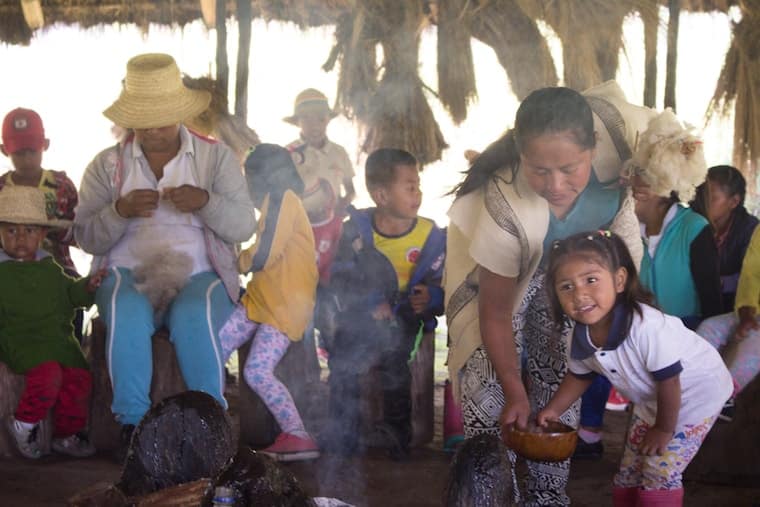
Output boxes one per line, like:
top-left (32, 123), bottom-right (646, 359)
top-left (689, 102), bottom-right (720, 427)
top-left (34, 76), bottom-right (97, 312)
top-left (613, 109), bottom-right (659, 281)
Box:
top-left (87, 318), bottom-right (187, 451)
top-left (685, 373), bottom-right (760, 485)
top-left (237, 330), bottom-right (435, 449)
top-left (359, 331), bottom-right (435, 447)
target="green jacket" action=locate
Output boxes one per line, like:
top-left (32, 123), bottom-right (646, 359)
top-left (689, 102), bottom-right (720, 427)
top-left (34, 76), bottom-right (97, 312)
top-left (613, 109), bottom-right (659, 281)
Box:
top-left (0, 252), bottom-right (91, 374)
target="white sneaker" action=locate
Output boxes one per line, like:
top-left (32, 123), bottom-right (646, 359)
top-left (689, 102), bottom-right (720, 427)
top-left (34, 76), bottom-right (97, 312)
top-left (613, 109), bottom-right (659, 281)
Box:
top-left (6, 417), bottom-right (42, 459)
top-left (52, 433), bottom-right (96, 458)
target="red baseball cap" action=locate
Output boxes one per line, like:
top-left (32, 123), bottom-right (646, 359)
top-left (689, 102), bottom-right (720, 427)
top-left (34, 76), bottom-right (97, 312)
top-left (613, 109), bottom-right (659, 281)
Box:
top-left (2, 108), bottom-right (46, 154)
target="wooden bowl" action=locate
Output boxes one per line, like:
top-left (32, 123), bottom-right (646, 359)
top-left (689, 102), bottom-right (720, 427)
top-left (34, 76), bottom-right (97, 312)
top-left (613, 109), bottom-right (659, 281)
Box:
top-left (502, 421), bottom-right (578, 462)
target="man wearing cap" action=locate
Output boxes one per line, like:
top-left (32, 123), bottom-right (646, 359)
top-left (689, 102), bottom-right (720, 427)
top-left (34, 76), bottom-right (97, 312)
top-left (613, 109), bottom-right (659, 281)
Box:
top-left (73, 53), bottom-right (256, 446)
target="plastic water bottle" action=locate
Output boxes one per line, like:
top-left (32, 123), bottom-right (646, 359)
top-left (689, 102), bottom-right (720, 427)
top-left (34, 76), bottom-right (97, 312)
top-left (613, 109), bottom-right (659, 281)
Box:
top-left (212, 486), bottom-right (235, 506)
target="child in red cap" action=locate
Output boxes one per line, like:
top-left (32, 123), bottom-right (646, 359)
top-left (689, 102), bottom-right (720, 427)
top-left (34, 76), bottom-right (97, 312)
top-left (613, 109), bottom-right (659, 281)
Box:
top-left (0, 108), bottom-right (80, 277)
top-left (1, 108), bottom-right (83, 338)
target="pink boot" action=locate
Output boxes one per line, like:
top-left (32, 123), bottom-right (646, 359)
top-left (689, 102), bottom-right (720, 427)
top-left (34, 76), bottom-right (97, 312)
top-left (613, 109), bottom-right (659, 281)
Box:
top-left (637, 488), bottom-right (683, 507)
top-left (613, 486), bottom-right (638, 507)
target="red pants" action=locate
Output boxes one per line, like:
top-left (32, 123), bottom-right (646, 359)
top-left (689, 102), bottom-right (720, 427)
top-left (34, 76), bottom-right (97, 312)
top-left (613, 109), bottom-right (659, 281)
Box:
top-left (15, 361), bottom-right (92, 437)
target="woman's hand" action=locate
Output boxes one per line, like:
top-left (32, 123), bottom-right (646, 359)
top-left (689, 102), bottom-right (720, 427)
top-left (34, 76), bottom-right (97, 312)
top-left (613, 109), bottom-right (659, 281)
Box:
top-left (500, 393), bottom-right (531, 431)
top-left (163, 185), bottom-right (210, 213)
top-left (115, 189), bottom-right (159, 218)
top-left (639, 426), bottom-right (672, 456)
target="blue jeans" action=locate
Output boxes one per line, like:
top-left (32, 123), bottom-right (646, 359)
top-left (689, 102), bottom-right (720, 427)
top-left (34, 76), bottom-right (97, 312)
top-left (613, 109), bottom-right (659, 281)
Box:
top-left (96, 268), bottom-right (234, 425)
top-left (580, 375), bottom-right (612, 428)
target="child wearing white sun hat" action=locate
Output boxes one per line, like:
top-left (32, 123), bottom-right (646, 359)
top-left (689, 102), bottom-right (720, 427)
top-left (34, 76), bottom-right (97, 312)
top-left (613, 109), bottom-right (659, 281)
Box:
top-left (0, 186), bottom-right (106, 460)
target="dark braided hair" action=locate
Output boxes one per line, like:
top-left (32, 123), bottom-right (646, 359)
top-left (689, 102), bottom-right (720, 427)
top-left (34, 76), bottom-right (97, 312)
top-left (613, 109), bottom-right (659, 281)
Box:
top-left (545, 231), bottom-right (654, 325)
top-left (452, 87), bottom-right (595, 197)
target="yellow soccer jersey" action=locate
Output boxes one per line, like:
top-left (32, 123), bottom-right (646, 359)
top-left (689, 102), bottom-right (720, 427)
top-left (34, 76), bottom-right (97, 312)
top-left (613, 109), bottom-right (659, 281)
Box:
top-left (373, 217), bottom-right (434, 292)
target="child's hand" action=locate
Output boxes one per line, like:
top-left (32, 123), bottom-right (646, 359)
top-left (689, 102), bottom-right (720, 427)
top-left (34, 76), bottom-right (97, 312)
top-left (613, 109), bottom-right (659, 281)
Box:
top-left (734, 306), bottom-right (759, 341)
top-left (409, 285), bottom-right (430, 314)
top-left (86, 269), bottom-right (108, 293)
top-left (372, 302), bottom-right (393, 321)
top-left (536, 408), bottom-right (560, 428)
top-left (638, 426), bottom-right (672, 456)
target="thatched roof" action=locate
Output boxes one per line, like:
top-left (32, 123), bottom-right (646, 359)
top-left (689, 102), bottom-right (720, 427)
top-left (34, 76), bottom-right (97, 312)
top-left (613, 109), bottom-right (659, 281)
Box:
top-left (0, 0), bottom-right (751, 171)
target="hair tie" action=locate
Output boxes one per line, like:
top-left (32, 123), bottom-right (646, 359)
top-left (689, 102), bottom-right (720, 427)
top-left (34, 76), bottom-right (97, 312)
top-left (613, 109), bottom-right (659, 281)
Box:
top-left (598, 230), bottom-right (611, 238)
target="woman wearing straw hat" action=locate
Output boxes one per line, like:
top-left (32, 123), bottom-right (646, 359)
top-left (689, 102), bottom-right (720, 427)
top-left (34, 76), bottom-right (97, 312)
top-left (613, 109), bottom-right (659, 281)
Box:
top-left (73, 53), bottom-right (256, 456)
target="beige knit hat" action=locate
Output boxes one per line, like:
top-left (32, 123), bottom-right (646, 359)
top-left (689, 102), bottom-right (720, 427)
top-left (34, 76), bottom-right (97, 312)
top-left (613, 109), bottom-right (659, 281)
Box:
top-left (0, 186), bottom-right (70, 227)
top-left (104, 53), bottom-right (212, 129)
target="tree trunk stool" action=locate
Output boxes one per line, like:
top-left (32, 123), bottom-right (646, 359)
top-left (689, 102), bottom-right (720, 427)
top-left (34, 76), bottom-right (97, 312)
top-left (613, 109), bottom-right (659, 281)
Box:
top-left (0, 362), bottom-right (53, 457)
top-left (237, 339), bottom-right (318, 448)
top-left (359, 331), bottom-right (435, 447)
top-left (87, 318), bottom-right (187, 451)
top-left (684, 373), bottom-right (760, 485)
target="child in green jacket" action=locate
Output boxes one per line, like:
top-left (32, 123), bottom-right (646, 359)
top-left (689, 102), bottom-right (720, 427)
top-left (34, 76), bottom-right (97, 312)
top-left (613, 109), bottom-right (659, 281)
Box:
top-left (0, 186), bottom-right (104, 459)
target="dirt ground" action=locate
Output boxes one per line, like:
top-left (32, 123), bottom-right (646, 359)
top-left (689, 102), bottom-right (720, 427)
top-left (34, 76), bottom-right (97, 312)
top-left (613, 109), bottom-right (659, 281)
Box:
top-left (1, 383), bottom-right (759, 507)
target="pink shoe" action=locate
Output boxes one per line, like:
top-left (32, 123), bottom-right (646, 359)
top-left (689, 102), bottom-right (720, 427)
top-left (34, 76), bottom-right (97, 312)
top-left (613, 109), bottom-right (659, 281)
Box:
top-left (606, 387), bottom-right (630, 411)
top-left (260, 433), bottom-right (320, 462)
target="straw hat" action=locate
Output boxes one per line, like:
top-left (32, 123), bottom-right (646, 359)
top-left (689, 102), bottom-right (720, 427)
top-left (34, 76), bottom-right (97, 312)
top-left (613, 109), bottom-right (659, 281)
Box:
top-left (103, 53), bottom-right (212, 129)
top-left (582, 80), bottom-right (658, 184)
top-left (283, 88), bottom-right (338, 125)
top-left (0, 186), bottom-right (70, 227)
top-left (622, 108), bottom-right (706, 201)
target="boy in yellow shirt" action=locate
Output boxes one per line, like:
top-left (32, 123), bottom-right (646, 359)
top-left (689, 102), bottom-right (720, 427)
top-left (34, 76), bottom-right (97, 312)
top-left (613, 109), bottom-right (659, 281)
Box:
top-left (325, 148), bottom-right (445, 459)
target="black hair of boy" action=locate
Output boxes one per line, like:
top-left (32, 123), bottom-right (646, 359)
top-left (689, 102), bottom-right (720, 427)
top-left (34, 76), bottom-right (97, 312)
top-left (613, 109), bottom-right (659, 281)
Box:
top-left (365, 148), bottom-right (418, 192)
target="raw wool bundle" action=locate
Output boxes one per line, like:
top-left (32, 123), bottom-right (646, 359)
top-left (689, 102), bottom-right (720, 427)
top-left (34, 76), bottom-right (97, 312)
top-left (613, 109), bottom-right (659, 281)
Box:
top-left (132, 234), bottom-right (194, 325)
top-left (624, 108), bottom-right (707, 201)
top-left (707, 3), bottom-right (760, 185)
top-left (436, 0), bottom-right (477, 124)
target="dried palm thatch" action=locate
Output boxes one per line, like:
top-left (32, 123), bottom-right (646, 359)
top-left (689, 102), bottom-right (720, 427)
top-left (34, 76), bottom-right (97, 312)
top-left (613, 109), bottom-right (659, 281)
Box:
top-left (468, 0), bottom-right (557, 100)
top-left (708, 1), bottom-right (760, 180)
top-left (515, 0), bottom-right (651, 91)
top-left (436, 0), bottom-right (477, 124)
top-left (327, 0), bottom-right (446, 165)
top-left (0, 0), bottom-right (206, 45)
top-left (253, 0), bottom-right (351, 27)
top-left (183, 76), bottom-right (260, 160)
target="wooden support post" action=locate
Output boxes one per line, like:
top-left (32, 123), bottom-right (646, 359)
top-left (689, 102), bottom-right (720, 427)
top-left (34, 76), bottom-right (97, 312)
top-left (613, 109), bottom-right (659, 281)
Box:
top-left (235, 0), bottom-right (252, 121)
top-left (664, 0), bottom-right (680, 111)
top-left (642, 1), bottom-right (658, 108)
top-left (215, 0), bottom-right (229, 107)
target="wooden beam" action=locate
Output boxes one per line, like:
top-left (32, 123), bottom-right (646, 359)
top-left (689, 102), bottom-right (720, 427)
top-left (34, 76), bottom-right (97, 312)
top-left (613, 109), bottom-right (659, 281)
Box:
top-left (20, 0), bottom-right (44, 29)
top-left (235, 0), bottom-right (251, 120)
top-left (642, 1), bottom-right (658, 108)
top-left (215, 0), bottom-right (229, 112)
top-left (664, 0), bottom-right (680, 111)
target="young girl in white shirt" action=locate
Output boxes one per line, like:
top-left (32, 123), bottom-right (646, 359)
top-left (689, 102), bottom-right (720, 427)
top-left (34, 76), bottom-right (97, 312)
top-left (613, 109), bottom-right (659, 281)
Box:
top-left (537, 231), bottom-right (732, 507)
